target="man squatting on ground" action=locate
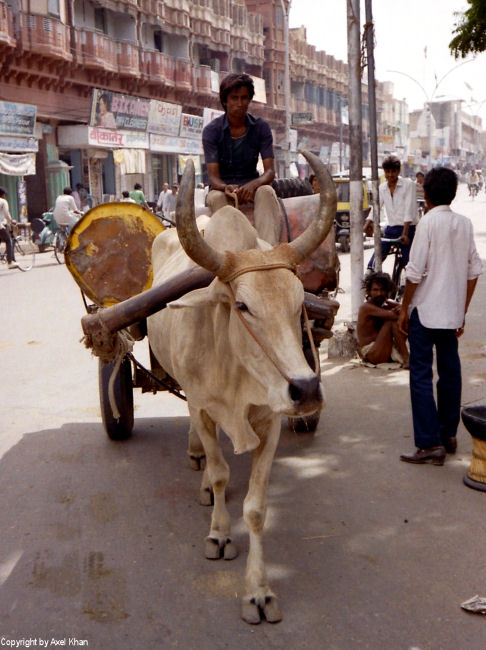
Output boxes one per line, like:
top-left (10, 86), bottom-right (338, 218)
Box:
top-left (357, 272), bottom-right (409, 369)
top-left (202, 73), bottom-right (281, 245)
top-left (398, 167), bottom-right (483, 466)
top-left (364, 154), bottom-right (417, 271)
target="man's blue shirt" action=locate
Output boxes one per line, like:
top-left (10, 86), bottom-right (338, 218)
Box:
top-left (202, 112), bottom-right (274, 186)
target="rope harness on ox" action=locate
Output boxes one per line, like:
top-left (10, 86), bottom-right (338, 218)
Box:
top-left (224, 263), bottom-right (321, 383)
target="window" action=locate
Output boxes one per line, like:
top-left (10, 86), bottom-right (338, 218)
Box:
top-left (154, 30), bottom-right (163, 52)
top-left (94, 8), bottom-right (107, 34)
top-left (47, 0), bottom-right (60, 17)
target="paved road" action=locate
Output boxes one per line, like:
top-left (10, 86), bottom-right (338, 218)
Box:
top-left (0, 182), bottom-right (485, 649)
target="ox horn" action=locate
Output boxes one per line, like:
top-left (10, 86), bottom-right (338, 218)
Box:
top-left (289, 150), bottom-right (337, 261)
top-left (175, 159), bottom-right (225, 275)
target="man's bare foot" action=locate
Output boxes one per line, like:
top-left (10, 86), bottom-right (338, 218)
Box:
top-left (402, 359), bottom-right (410, 370)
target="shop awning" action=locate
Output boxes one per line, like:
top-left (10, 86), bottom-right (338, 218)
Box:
top-left (0, 152), bottom-right (36, 176)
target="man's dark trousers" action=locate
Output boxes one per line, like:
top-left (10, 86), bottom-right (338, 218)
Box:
top-left (409, 308), bottom-right (461, 448)
top-left (367, 224), bottom-right (415, 270)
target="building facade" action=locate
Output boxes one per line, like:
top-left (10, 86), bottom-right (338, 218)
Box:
top-left (3, 0), bottom-right (467, 223)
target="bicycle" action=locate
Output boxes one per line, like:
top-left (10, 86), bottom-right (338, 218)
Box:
top-left (468, 183), bottom-right (479, 200)
top-left (369, 237), bottom-right (406, 300)
top-left (0, 225), bottom-right (36, 271)
top-left (52, 224), bottom-right (70, 264)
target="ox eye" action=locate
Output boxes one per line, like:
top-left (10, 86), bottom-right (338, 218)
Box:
top-left (235, 301), bottom-right (249, 312)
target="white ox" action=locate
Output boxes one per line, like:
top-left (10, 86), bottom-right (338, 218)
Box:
top-left (147, 151), bottom-right (336, 624)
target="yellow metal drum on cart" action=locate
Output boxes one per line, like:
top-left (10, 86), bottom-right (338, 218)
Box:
top-left (65, 203), bottom-right (164, 307)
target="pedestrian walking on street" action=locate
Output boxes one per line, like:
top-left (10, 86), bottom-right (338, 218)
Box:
top-left (130, 183), bottom-right (150, 210)
top-left (398, 167), bottom-right (483, 466)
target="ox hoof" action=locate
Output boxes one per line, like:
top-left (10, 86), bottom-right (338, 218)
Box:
top-left (199, 487), bottom-right (213, 506)
top-left (223, 540), bottom-right (238, 560)
top-left (241, 595), bottom-right (282, 625)
top-left (189, 454), bottom-right (206, 471)
top-left (204, 536), bottom-right (238, 560)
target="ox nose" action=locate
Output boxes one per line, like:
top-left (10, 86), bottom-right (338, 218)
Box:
top-left (288, 375), bottom-right (321, 407)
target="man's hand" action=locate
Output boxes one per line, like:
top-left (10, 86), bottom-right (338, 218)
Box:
top-left (363, 220), bottom-right (373, 237)
top-left (235, 180), bottom-right (259, 205)
top-left (398, 308), bottom-right (409, 336)
top-left (400, 234), bottom-right (410, 245)
top-left (224, 184), bottom-right (239, 203)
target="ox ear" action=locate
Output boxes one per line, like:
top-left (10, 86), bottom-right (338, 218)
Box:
top-left (168, 281), bottom-right (230, 310)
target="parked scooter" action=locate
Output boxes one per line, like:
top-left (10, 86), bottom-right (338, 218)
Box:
top-left (30, 209), bottom-right (59, 252)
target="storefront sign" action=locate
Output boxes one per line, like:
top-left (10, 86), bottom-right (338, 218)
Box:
top-left (179, 113), bottom-right (204, 139)
top-left (0, 135), bottom-right (38, 153)
top-left (150, 133), bottom-right (203, 154)
top-left (0, 152), bottom-right (36, 176)
top-left (0, 101), bottom-right (37, 137)
top-left (90, 90), bottom-right (151, 132)
top-left (87, 127), bottom-right (149, 149)
top-left (17, 180), bottom-right (28, 222)
top-left (202, 107), bottom-right (224, 128)
top-left (251, 76), bottom-right (267, 104)
top-left (148, 100), bottom-right (182, 136)
top-left (178, 155), bottom-right (202, 176)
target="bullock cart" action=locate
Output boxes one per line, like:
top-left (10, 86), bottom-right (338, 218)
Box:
top-left (65, 179), bottom-right (339, 442)
top-left (67, 154), bottom-right (340, 623)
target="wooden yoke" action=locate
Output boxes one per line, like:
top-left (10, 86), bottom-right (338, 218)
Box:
top-left (81, 266), bottom-right (214, 359)
top-left (81, 260), bottom-right (338, 361)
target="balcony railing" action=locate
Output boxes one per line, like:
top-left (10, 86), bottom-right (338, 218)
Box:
top-left (141, 49), bottom-right (175, 86)
top-left (192, 63), bottom-right (212, 94)
top-left (175, 58), bottom-right (191, 89)
top-left (0, 3), bottom-right (15, 49)
top-left (117, 40), bottom-right (140, 77)
top-left (76, 29), bottom-right (118, 72)
top-left (138, 0), bottom-right (163, 16)
top-left (22, 13), bottom-right (72, 61)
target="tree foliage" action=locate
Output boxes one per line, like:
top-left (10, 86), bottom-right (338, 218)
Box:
top-left (449, 0), bottom-right (486, 58)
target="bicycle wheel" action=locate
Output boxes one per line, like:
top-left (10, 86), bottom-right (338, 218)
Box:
top-left (393, 259), bottom-right (406, 300)
top-left (53, 231), bottom-right (66, 264)
top-left (14, 237), bottom-right (36, 271)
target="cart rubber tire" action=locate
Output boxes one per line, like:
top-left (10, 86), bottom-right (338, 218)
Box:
top-left (289, 411), bottom-right (321, 433)
top-left (338, 234), bottom-right (350, 253)
top-left (99, 357), bottom-right (134, 440)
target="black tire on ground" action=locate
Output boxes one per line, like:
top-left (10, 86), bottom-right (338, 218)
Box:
top-left (338, 234), bottom-right (350, 253)
top-left (394, 264), bottom-right (406, 300)
top-left (14, 238), bottom-right (36, 271)
top-left (53, 231), bottom-right (66, 264)
top-left (98, 357), bottom-right (134, 440)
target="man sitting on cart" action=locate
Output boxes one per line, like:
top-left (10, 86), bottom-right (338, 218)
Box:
top-left (202, 73), bottom-right (281, 245)
top-left (357, 271), bottom-right (409, 368)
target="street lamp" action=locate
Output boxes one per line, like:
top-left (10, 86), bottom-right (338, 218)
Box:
top-left (388, 59), bottom-right (474, 165)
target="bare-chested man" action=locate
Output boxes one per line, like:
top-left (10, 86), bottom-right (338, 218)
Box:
top-left (357, 272), bottom-right (409, 368)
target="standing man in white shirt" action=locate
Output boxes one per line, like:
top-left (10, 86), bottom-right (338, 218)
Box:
top-left (162, 184), bottom-right (178, 220)
top-left (156, 182), bottom-right (169, 214)
top-left (398, 167), bottom-right (483, 465)
top-left (365, 154), bottom-right (417, 272)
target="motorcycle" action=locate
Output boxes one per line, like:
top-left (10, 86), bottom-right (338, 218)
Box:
top-left (30, 209), bottom-right (59, 252)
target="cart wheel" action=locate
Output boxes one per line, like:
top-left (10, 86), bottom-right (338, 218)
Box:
top-left (289, 411), bottom-right (321, 433)
top-left (338, 234), bottom-right (350, 253)
top-left (98, 357), bottom-right (134, 440)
